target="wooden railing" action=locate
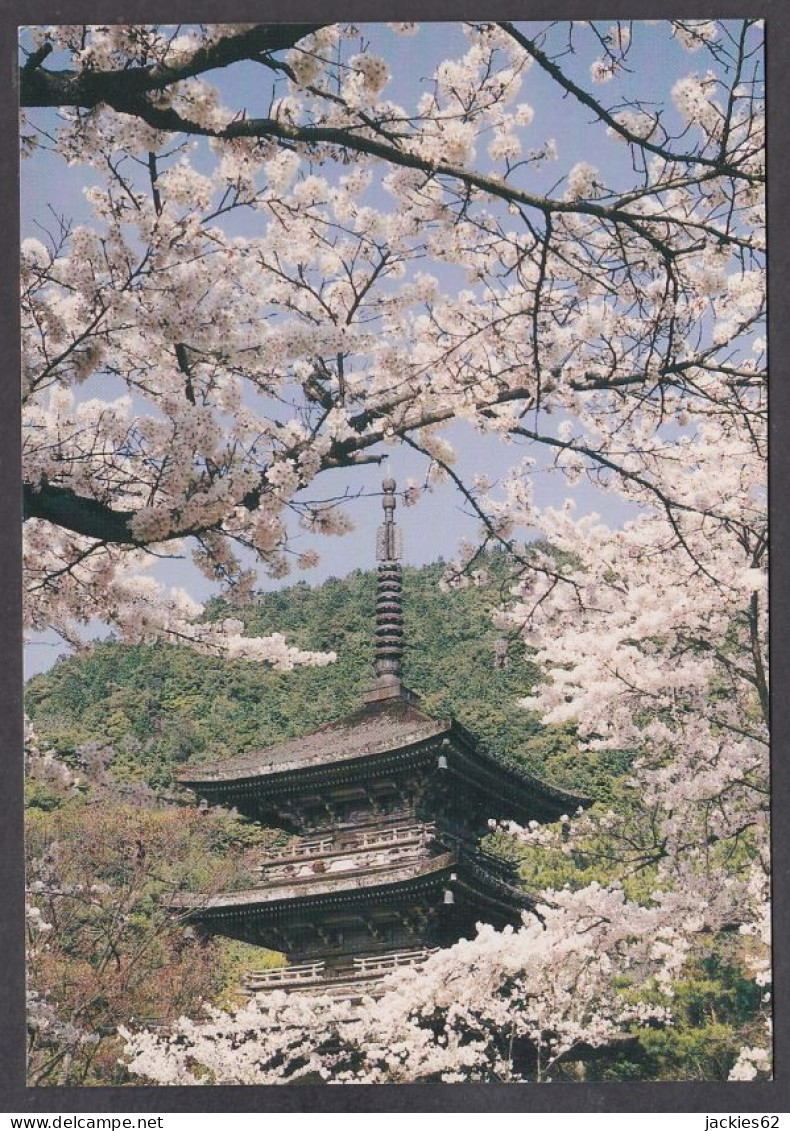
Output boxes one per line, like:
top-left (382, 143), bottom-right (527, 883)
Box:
top-left (353, 823), bottom-right (435, 850)
top-left (259, 823), bottom-right (436, 873)
top-left (283, 837), bottom-right (333, 858)
top-left (246, 960), bottom-right (325, 987)
top-left (245, 949), bottom-right (441, 994)
top-left (351, 948), bottom-right (439, 976)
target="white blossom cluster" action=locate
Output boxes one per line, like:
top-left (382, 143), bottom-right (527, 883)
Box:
top-left (122, 889), bottom-right (677, 1084)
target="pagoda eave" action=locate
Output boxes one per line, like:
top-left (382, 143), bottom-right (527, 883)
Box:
top-left (171, 850), bottom-right (536, 931)
top-left (172, 852), bottom-right (454, 914)
top-left (177, 733), bottom-right (442, 798)
top-left (444, 722), bottom-right (591, 823)
top-left (178, 722), bottom-right (590, 830)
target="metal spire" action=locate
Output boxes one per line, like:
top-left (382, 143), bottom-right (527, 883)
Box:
top-left (363, 472), bottom-right (420, 705)
top-left (373, 476), bottom-right (404, 682)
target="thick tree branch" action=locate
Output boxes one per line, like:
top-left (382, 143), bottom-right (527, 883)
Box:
top-left (24, 481), bottom-right (137, 543)
top-left (20, 32), bottom-right (754, 255)
top-left (20, 24), bottom-right (324, 108)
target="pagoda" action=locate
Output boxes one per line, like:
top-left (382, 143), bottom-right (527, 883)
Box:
top-left (174, 477), bottom-right (589, 997)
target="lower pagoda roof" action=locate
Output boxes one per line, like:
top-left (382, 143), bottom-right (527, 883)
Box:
top-left (176, 694), bottom-right (590, 824)
top-left (173, 852), bottom-right (456, 914)
top-left (170, 849), bottom-right (537, 922)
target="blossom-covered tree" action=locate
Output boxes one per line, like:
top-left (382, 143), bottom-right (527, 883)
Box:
top-left (22, 20), bottom-right (767, 1082)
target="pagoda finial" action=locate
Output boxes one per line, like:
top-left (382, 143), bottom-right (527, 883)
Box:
top-left (363, 473), bottom-right (420, 705)
top-left (376, 474), bottom-right (401, 565)
top-left (373, 476), bottom-right (404, 684)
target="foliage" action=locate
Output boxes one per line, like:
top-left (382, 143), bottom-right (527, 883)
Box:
top-left (25, 724), bottom-right (280, 1085)
top-left (588, 942), bottom-right (767, 1082)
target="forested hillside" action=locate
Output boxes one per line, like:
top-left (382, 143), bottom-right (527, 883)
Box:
top-left (25, 552), bottom-right (628, 801)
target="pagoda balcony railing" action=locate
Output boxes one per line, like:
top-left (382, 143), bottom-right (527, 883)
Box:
top-left (246, 960), bottom-right (325, 988)
top-left (274, 836), bottom-right (334, 859)
top-left (300, 807), bottom-right (416, 838)
top-left (351, 947), bottom-right (440, 977)
top-left (259, 823), bottom-right (436, 876)
top-left (351, 822), bottom-right (435, 850)
top-left (246, 950), bottom-right (440, 993)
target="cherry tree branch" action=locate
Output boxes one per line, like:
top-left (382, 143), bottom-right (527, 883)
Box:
top-left (498, 21), bottom-right (762, 183)
top-left (20, 24), bottom-right (325, 108)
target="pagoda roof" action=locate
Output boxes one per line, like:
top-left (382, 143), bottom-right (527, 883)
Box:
top-left (178, 696), bottom-right (445, 784)
top-left (176, 694), bottom-right (590, 818)
top-left (170, 848), bottom-right (538, 921)
top-left (172, 852), bottom-right (460, 913)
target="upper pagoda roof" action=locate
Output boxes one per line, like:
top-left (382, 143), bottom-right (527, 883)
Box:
top-left (176, 693), bottom-right (590, 817)
top-left (177, 696), bottom-right (445, 785)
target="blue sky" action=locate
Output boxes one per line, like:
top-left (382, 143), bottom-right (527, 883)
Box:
top-left (21, 21), bottom-right (751, 677)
